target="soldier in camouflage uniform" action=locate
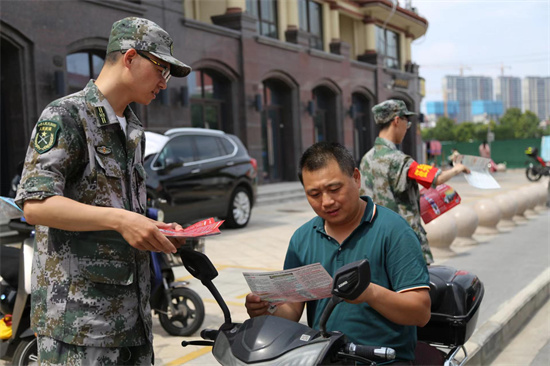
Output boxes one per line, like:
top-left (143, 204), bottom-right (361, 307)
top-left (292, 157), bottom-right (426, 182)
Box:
top-left (359, 100), bottom-right (470, 264)
top-left (15, 18), bottom-right (192, 365)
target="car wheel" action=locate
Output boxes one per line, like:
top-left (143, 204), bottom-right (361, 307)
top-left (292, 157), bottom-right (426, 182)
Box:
top-left (224, 187), bottom-right (252, 228)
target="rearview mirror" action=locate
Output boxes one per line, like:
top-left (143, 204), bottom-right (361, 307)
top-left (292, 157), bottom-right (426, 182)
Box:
top-left (179, 247), bottom-right (218, 282)
top-left (331, 259), bottom-right (370, 300)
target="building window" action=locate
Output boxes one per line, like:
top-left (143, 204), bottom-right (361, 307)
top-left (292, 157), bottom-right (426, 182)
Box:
top-left (246, 0), bottom-right (278, 38)
top-left (376, 26), bottom-right (400, 69)
top-left (188, 70), bottom-right (226, 130)
top-left (66, 51), bottom-right (105, 94)
top-left (298, 0), bottom-right (323, 50)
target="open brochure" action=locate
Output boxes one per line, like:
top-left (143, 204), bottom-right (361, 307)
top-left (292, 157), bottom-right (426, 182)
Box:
top-left (243, 263), bottom-right (333, 304)
top-left (159, 217), bottom-right (224, 238)
top-left (458, 155), bottom-right (501, 189)
top-left (419, 184), bottom-right (461, 224)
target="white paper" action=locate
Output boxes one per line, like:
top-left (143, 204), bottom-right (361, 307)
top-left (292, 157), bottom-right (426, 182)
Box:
top-left (460, 155), bottom-right (501, 189)
top-left (0, 196), bottom-right (24, 219)
top-left (243, 263), bottom-right (333, 304)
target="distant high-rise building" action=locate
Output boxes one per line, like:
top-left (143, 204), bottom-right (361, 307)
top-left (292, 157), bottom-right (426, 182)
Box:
top-left (425, 101), bottom-right (459, 124)
top-left (443, 76), bottom-right (493, 123)
top-left (495, 76), bottom-right (522, 112)
top-left (471, 100), bottom-right (503, 123)
top-left (523, 77), bottom-right (550, 120)
top-left (522, 76), bottom-right (550, 120)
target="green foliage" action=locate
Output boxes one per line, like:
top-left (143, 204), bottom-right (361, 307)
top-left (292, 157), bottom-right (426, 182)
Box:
top-left (429, 117), bottom-right (456, 141)
top-left (422, 108), bottom-right (545, 142)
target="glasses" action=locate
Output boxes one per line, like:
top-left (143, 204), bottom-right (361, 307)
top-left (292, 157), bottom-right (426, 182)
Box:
top-left (135, 50), bottom-right (171, 83)
top-left (401, 116), bottom-right (412, 129)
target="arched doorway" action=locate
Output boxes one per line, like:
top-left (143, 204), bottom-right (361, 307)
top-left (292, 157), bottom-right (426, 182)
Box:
top-left (312, 85), bottom-right (340, 143)
top-left (1, 34), bottom-right (30, 196)
top-left (261, 78), bottom-right (297, 182)
top-left (351, 91), bottom-right (374, 162)
top-left (188, 69), bottom-right (232, 132)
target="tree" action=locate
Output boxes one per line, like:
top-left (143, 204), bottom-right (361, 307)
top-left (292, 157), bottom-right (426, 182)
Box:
top-left (430, 117), bottom-right (456, 141)
top-left (516, 111), bottom-right (541, 139)
top-left (454, 122), bottom-right (476, 142)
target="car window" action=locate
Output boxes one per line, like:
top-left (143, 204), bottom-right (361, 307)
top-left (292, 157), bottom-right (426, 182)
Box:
top-left (156, 135), bottom-right (195, 167)
top-left (220, 137), bottom-right (236, 155)
top-left (195, 135), bottom-right (226, 161)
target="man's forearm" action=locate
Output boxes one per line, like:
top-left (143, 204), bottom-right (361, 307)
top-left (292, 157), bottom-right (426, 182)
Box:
top-left (354, 284), bottom-right (431, 326)
top-left (23, 195), bottom-right (125, 232)
top-left (273, 301), bottom-right (305, 322)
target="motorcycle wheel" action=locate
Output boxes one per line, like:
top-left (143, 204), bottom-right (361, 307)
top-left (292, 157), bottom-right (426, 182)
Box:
top-left (526, 167), bottom-right (542, 182)
top-left (12, 337), bottom-right (38, 366)
top-left (159, 287), bottom-right (205, 336)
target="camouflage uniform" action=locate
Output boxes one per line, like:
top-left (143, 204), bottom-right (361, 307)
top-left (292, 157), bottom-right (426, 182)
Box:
top-left (359, 100), bottom-right (440, 264)
top-left (15, 79), bottom-right (152, 347)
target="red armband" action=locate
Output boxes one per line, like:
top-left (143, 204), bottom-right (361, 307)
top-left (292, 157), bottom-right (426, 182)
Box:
top-left (407, 161), bottom-right (438, 189)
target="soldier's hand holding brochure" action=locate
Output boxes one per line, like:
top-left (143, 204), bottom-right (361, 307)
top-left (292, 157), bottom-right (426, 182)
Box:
top-left (160, 217), bottom-right (224, 238)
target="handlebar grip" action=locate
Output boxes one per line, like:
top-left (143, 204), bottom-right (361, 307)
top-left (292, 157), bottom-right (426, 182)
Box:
top-left (344, 343), bottom-right (396, 361)
top-left (200, 328), bottom-right (219, 340)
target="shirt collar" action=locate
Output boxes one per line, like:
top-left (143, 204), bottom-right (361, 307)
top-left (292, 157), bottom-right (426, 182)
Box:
top-left (375, 136), bottom-right (397, 150)
top-left (84, 80), bottom-right (142, 129)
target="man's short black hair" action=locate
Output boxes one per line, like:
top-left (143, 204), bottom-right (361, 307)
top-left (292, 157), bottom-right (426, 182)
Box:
top-left (298, 142), bottom-right (355, 184)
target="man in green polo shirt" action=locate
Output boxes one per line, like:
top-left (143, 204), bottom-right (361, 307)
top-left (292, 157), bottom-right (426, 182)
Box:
top-left (245, 142), bottom-right (430, 364)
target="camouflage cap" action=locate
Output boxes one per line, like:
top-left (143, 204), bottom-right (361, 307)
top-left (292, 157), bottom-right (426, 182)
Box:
top-left (107, 17), bottom-right (191, 77)
top-left (372, 100), bottom-right (416, 125)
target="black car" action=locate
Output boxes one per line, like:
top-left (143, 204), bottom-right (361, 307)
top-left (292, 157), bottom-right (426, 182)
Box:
top-left (144, 128), bottom-right (257, 228)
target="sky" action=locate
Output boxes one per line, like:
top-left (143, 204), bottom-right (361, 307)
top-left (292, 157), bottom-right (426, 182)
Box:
top-left (410, 0), bottom-right (550, 113)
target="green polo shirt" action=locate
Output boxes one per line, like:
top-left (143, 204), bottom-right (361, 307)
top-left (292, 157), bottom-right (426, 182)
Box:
top-left (284, 196), bottom-right (429, 362)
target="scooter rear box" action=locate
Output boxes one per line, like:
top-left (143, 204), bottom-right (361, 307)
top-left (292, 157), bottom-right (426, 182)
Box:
top-left (417, 266), bottom-right (484, 347)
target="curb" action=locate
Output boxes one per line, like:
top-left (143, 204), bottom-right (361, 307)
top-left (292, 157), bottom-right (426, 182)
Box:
top-left (464, 267), bottom-right (550, 365)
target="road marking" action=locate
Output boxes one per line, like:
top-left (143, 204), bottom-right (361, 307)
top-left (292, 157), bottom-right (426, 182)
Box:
top-left (164, 346), bottom-right (212, 366)
top-left (175, 264), bottom-right (280, 282)
top-left (203, 298), bottom-right (243, 307)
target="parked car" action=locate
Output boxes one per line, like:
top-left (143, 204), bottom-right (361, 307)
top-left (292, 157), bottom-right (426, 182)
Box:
top-left (144, 128), bottom-right (257, 229)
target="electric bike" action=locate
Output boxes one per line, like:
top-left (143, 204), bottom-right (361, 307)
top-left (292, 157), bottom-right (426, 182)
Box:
top-left (525, 146), bottom-right (550, 182)
top-left (178, 248), bottom-right (484, 365)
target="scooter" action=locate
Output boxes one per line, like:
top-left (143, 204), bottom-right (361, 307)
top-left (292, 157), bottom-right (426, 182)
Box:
top-left (146, 207), bottom-right (206, 336)
top-left (525, 146), bottom-right (550, 182)
top-left (0, 225), bottom-right (36, 366)
top-left (178, 248), bottom-right (484, 366)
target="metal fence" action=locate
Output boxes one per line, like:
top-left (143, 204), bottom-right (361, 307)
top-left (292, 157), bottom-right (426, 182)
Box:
top-left (434, 138), bottom-right (543, 169)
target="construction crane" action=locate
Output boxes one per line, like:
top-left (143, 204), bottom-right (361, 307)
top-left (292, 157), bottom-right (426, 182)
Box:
top-left (498, 63), bottom-right (512, 76)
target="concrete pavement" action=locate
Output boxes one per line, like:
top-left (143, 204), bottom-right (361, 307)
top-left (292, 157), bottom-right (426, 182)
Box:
top-left (1, 169), bottom-right (547, 365)
top-left (151, 169), bottom-right (549, 365)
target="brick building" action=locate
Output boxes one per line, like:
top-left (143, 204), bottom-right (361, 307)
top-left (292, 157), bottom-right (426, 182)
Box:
top-left (0, 0), bottom-right (428, 193)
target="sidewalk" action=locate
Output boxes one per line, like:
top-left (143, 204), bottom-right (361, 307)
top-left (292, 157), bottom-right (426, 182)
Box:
top-left (158, 169), bottom-right (549, 365)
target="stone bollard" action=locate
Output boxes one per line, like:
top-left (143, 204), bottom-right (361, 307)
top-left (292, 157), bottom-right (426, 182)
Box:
top-left (473, 199), bottom-right (502, 235)
top-left (520, 186), bottom-right (539, 217)
top-left (513, 189), bottom-right (530, 224)
top-left (451, 205), bottom-right (479, 247)
top-left (534, 183), bottom-right (549, 212)
top-left (494, 194), bottom-right (518, 229)
top-left (425, 213), bottom-right (458, 258)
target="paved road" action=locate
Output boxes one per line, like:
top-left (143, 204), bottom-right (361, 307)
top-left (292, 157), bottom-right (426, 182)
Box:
top-left (1, 169), bottom-right (548, 365)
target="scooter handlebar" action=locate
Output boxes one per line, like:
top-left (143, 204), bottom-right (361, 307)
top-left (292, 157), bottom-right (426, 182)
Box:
top-left (201, 328), bottom-right (219, 340)
top-left (343, 343), bottom-right (396, 361)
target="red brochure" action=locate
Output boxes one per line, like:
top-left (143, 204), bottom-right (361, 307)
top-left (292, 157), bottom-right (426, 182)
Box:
top-left (160, 217), bottom-right (224, 237)
top-left (419, 184), bottom-right (461, 224)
